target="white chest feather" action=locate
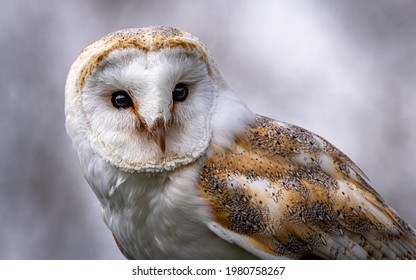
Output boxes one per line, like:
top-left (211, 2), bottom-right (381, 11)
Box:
top-left (93, 159), bottom-right (253, 259)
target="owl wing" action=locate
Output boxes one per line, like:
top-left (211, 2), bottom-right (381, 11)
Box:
top-left (199, 115), bottom-right (416, 259)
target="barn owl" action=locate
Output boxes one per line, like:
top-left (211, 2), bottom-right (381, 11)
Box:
top-left (65, 25), bottom-right (416, 259)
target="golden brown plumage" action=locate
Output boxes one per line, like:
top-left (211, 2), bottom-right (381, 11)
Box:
top-left (199, 115), bottom-right (416, 259)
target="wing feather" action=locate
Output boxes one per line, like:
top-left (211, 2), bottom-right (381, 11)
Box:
top-left (199, 115), bottom-right (416, 259)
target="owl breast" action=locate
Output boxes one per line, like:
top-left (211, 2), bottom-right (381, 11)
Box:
top-left (96, 159), bottom-right (255, 259)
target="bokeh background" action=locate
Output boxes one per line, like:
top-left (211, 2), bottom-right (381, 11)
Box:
top-left (1, 0), bottom-right (415, 259)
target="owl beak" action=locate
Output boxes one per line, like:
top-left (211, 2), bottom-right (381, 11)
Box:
top-left (148, 117), bottom-right (166, 154)
top-left (153, 128), bottom-right (166, 154)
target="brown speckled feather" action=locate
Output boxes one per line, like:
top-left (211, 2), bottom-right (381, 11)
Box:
top-left (199, 115), bottom-right (416, 259)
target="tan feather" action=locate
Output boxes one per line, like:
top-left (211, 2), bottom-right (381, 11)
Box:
top-left (199, 115), bottom-right (416, 259)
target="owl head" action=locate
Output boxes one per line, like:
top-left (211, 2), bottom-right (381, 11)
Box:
top-left (65, 26), bottom-right (253, 173)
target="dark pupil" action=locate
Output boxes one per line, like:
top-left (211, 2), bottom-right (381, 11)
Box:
top-left (111, 91), bottom-right (133, 108)
top-left (172, 83), bottom-right (189, 102)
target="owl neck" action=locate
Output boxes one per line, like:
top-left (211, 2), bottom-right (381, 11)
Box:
top-left (209, 87), bottom-right (256, 154)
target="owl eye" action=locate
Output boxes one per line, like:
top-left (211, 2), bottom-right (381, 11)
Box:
top-left (111, 91), bottom-right (133, 109)
top-left (172, 83), bottom-right (189, 102)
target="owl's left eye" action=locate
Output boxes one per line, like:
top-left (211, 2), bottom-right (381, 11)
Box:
top-left (111, 91), bottom-right (133, 109)
top-left (172, 83), bottom-right (189, 102)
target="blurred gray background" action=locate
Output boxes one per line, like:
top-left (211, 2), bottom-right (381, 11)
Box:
top-left (1, 0), bottom-right (415, 259)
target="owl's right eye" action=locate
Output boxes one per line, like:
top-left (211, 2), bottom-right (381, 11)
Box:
top-left (111, 91), bottom-right (133, 109)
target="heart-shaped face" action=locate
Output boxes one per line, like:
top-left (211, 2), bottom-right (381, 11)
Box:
top-left (65, 26), bottom-right (225, 172)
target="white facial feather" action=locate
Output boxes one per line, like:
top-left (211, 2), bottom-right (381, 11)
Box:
top-left (69, 46), bottom-right (225, 172)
